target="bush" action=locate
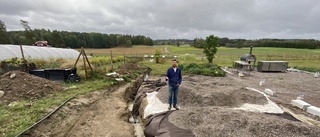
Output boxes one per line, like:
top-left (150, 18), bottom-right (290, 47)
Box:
top-left (179, 63), bottom-right (226, 77)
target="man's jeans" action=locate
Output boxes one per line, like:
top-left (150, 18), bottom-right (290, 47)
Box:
top-left (168, 85), bottom-right (179, 105)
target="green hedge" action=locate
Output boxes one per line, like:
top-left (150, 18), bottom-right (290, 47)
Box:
top-left (179, 63), bottom-right (226, 77)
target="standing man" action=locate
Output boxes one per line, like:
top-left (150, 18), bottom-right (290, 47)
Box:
top-left (165, 59), bottom-right (182, 110)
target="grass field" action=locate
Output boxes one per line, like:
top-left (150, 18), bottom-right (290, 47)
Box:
top-left (82, 45), bottom-right (163, 56)
top-left (86, 45), bottom-right (320, 74)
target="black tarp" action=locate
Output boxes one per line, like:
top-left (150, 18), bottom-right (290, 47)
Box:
top-left (144, 111), bottom-right (194, 137)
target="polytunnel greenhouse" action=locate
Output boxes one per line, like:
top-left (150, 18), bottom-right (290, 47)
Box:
top-left (0, 44), bottom-right (80, 61)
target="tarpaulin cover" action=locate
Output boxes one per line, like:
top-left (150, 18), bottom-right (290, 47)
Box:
top-left (144, 92), bottom-right (168, 118)
top-left (144, 111), bottom-right (194, 137)
top-left (233, 87), bottom-right (284, 114)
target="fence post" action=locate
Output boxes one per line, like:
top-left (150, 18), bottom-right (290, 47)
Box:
top-left (110, 50), bottom-right (113, 70)
top-left (81, 48), bottom-right (88, 79)
top-left (19, 45), bottom-right (25, 61)
top-left (124, 52), bottom-right (126, 64)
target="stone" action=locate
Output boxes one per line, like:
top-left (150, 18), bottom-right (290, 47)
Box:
top-left (8, 101), bottom-right (18, 107)
top-left (9, 73), bottom-right (16, 79)
top-left (0, 90), bottom-right (4, 98)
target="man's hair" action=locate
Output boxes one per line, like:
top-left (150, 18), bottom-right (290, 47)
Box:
top-left (172, 59), bottom-right (177, 62)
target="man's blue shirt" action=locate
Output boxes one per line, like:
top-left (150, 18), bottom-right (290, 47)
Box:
top-left (166, 67), bottom-right (182, 87)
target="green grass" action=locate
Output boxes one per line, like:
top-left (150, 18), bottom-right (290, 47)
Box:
top-left (162, 45), bottom-right (320, 70)
top-left (0, 78), bottom-right (118, 136)
top-left (140, 45), bottom-right (320, 74)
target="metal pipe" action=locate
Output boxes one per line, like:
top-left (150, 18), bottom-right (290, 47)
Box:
top-left (249, 46), bottom-right (253, 55)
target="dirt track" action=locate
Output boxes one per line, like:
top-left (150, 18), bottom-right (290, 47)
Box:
top-left (27, 83), bottom-right (133, 137)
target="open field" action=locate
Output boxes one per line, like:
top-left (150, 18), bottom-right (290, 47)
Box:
top-left (82, 45), bottom-right (163, 56)
top-left (135, 45), bottom-right (320, 75)
top-left (85, 45), bottom-right (320, 72)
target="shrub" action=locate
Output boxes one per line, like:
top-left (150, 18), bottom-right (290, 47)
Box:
top-left (179, 63), bottom-right (226, 77)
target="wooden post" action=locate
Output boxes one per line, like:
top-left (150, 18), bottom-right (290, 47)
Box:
top-left (19, 45), bottom-right (25, 61)
top-left (82, 49), bottom-right (88, 79)
top-left (74, 50), bottom-right (82, 68)
top-left (82, 49), bottom-right (93, 72)
top-left (110, 50), bottom-right (113, 70)
top-left (124, 52), bottom-right (126, 64)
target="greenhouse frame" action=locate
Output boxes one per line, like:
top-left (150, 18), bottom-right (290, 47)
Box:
top-left (0, 44), bottom-right (80, 61)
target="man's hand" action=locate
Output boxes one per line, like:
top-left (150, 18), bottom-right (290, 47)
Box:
top-left (165, 76), bottom-right (169, 81)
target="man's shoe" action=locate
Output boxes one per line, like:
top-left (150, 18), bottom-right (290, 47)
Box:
top-left (173, 104), bottom-right (180, 110)
top-left (168, 104), bottom-right (172, 110)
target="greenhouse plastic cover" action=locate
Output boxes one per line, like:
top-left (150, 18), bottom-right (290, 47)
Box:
top-left (0, 44), bottom-right (80, 61)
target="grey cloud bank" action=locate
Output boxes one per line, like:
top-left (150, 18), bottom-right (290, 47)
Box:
top-left (1, 0), bottom-right (320, 39)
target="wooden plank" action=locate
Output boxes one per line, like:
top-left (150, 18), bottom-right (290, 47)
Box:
top-left (279, 105), bottom-right (320, 127)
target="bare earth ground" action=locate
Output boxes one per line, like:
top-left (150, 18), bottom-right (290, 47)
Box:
top-left (26, 83), bottom-right (133, 137)
top-left (23, 70), bottom-right (320, 137)
top-left (156, 72), bottom-right (320, 137)
top-left (0, 71), bottom-right (64, 103)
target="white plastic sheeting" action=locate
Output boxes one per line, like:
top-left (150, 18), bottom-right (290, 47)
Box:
top-left (144, 92), bottom-right (168, 118)
top-left (233, 87), bottom-right (284, 114)
top-left (0, 44), bottom-right (79, 61)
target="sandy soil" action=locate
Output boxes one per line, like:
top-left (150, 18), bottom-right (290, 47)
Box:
top-left (26, 84), bottom-right (134, 137)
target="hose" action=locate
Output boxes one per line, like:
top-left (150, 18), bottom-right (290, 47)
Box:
top-left (15, 93), bottom-right (77, 137)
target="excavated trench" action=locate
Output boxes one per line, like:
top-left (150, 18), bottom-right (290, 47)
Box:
top-left (22, 71), bottom-right (148, 137)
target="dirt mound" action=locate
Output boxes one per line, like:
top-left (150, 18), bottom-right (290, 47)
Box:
top-left (116, 63), bottom-right (142, 74)
top-left (169, 108), bottom-right (320, 137)
top-left (178, 87), bottom-right (267, 107)
top-left (0, 71), bottom-right (65, 103)
top-left (158, 86), bottom-right (267, 107)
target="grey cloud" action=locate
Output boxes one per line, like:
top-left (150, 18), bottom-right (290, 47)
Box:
top-left (0, 0), bottom-right (320, 39)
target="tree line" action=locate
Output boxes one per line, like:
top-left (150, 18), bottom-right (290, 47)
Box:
top-left (154, 39), bottom-right (193, 45)
top-left (193, 37), bottom-right (320, 49)
top-left (0, 20), bottom-right (154, 48)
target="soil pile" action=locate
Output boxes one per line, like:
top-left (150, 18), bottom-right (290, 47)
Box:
top-left (157, 75), bottom-right (267, 107)
top-left (116, 63), bottom-right (142, 74)
top-left (169, 108), bottom-right (320, 137)
top-left (0, 71), bottom-right (65, 102)
top-left (158, 86), bottom-right (267, 107)
top-left (155, 75), bottom-right (320, 136)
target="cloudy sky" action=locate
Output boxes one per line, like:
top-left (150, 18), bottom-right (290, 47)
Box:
top-left (1, 0), bottom-right (320, 39)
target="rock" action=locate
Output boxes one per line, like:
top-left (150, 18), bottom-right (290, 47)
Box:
top-left (0, 90), bottom-right (4, 98)
top-left (8, 101), bottom-right (18, 107)
top-left (9, 73), bottom-right (16, 79)
top-left (24, 103), bottom-right (32, 107)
